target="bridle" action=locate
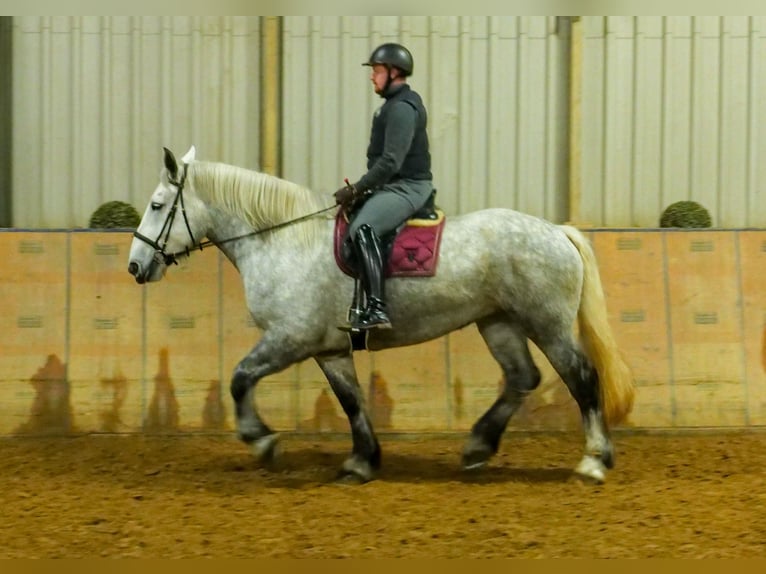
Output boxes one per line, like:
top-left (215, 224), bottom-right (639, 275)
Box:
top-left (133, 163), bottom-right (337, 266)
top-left (132, 164), bottom-right (198, 266)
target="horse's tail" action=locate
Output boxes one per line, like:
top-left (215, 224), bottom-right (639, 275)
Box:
top-left (560, 225), bottom-right (635, 427)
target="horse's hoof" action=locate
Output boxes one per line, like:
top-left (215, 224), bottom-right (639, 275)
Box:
top-left (462, 458), bottom-right (489, 471)
top-left (461, 438), bottom-right (494, 470)
top-left (334, 471), bottom-right (368, 485)
top-left (249, 433), bottom-right (281, 464)
top-left (338, 457), bottom-right (374, 484)
top-left (573, 455), bottom-right (606, 484)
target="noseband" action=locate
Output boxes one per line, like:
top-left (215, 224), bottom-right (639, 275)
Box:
top-left (132, 164), bottom-right (199, 266)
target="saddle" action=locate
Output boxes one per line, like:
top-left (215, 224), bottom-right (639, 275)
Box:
top-left (333, 189), bottom-right (446, 278)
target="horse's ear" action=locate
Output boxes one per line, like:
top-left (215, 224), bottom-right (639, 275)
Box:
top-left (163, 147), bottom-right (178, 179)
top-left (181, 145), bottom-right (196, 164)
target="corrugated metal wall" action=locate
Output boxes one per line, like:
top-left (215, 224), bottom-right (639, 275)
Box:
top-left (11, 16), bottom-right (262, 228)
top-left (579, 16), bottom-right (766, 228)
top-left (281, 16), bottom-right (571, 222)
top-left (9, 16), bottom-right (766, 229)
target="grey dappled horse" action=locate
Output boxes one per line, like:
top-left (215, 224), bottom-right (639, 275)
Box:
top-left (128, 146), bottom-right (635, 484)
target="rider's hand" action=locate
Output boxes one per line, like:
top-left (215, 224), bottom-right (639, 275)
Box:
top-left (334, 184), bottom-right (358, 206)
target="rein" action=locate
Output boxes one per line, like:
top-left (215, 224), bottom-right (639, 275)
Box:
top-left (133, 165), bottom-right (338, 266)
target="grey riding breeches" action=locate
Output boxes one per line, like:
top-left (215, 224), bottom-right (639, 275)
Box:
top-left (347, 178), bottom-right (433, 239)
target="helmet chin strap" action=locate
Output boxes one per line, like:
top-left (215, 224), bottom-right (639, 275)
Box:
top-left (382, 66), bottom-right (396, 96)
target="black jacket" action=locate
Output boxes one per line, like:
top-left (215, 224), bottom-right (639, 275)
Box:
top-left (355, 83), bottom-right (432, 192)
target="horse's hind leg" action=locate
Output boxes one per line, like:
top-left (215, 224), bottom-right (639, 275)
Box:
top-left (314, 351), bottom-right (381, 484)
top-left (536, 334), bottom-right (613, 484)
top-left (462, 314), bottom-right (541, 470)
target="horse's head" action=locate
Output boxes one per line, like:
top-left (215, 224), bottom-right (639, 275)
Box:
top-left (128, 145), bottom-right (208, 284)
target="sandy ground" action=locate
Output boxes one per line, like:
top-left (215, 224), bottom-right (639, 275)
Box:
top-left (1, 430), bottom-right (765, 558)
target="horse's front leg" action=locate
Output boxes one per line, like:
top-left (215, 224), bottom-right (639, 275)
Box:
top-left (230, 336), bottom-right (308, 463)
top-left (314, 351), bottom-right (380, 483)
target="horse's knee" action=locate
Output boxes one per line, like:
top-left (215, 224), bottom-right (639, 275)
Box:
top-left (503, 364), bottom-right (541, 396)
top-left (230, 367), bottom-right (251, 402)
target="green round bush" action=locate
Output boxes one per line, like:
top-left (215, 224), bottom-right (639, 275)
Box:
top-left (88, 201), bottom-right (141, 229)
top-left (659, 200), bottom-right (712, 228)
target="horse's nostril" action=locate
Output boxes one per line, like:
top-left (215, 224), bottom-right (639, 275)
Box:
top-left (128, 262), bottom-right (139, 276)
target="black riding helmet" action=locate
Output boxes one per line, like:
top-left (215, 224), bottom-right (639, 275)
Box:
top-left (363, 43), bottom-right (414, 76)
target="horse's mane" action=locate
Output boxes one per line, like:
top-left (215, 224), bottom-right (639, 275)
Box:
top-left (187, 161), bottom-right (331, 246)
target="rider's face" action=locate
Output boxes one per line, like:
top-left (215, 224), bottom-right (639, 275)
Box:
top-left (370, 64), bottom-right (392, 94)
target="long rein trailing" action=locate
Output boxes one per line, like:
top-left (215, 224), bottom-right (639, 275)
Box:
top-left (168, 203), bottom-right (339, 263)
top-left (136, 162), bottom-right (339, 266)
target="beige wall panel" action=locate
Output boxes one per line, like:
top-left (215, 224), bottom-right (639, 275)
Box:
top-left (0, 233), bottom-right (68, 434)
top-left (143, 249), bottom-right (220, 432)
top-left (367, 339), bottom-right (449, 431)
top-left (738, 231), bottom-right (766, 425)
top-left (665, 232), bottom-right (747, 427)
top-left (591, 231), bottom-right (673, 428)
top-left (2, 229), bottom-right (766, 434)
top-left (67, 232), bottom-right (144, 433)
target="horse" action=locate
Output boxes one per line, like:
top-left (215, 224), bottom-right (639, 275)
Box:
top-left (127, 145), bottom-right (635, 484)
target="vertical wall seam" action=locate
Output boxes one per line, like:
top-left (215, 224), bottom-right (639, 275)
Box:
top-left (716, 17), bottom-right (724, 223)
top-left (661, 231), bottom-right (677, 424)
top-left (745, 17), bottom-right (754, 225)
top-left (568, 16), bottom-right (581, 224)
top-left (629, 19), bottom-right (638, 225)
top-left (733, 232), bottom-right (750, 425)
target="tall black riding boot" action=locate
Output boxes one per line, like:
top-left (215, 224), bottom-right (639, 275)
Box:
top-left (351, 224), bottom-right (392, 330)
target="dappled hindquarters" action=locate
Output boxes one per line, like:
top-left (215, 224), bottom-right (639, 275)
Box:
top-left (1, 431), bottom-right (765, 558)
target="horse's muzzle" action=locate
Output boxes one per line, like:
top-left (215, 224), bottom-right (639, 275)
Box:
top-left (128, 261), bottom-right (146, 284)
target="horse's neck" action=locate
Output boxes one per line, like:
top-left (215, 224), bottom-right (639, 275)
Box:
top-left (205, 207), bottom-right (261, 264)
top-left (190, 160), bottom-right (322, 230)
top-left (187, 161), bottom-right (331, 273)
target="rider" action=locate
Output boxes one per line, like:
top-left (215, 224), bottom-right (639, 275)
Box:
top-left (335, 42), bottom-right (434, 331)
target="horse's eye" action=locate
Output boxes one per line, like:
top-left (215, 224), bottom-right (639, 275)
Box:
top-left (151, 202), bottom-right (163, 211)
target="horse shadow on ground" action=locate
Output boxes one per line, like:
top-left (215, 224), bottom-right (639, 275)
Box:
top-left (212, 445), bottom-right (577, 489)
top-left (2, 435), bottom-right (579, 497)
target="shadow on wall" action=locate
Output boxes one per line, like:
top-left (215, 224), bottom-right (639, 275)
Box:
top-left (202, 379), bottom-right (227, 431)
top-left (15, 354), bottom-right (75, 435)
top-left (13, 349), bottom-right (228, 435)
top-left (762, 325), bottom-right (766, 374)
top-left (143, 347), bottom-right (179, 432)
top-left (99, 371), bottom-right (127, 433)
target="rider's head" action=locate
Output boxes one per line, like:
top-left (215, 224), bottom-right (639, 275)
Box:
top-left (363, 43), bottom-right (413, 96)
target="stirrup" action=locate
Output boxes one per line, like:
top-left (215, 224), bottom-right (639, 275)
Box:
top-left (338, 278), bottom-right (366, 332)
top-left (338, 306), bottom-right (366, 332)
top-left (350, 300), bottom-right (391, 331)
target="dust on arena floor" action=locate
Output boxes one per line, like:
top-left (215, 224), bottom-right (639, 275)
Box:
top-left (1, 429), bottom-right (765, 558)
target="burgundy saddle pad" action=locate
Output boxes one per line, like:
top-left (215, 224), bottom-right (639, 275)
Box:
top-left (333, 209), bottom-right (446, 278)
